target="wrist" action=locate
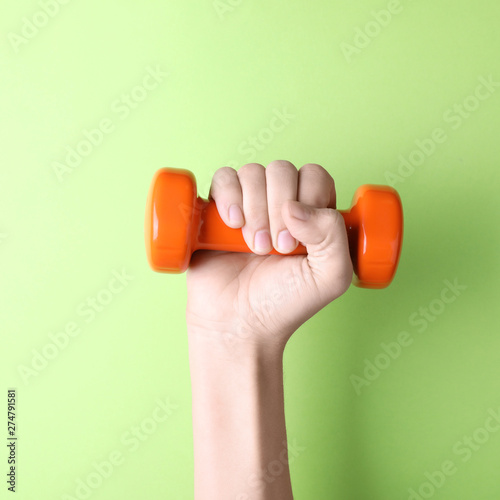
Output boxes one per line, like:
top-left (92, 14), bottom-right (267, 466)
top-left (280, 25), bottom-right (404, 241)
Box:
top-left (187, 322), bottom-right (285, 365)
top-left (186, 314), bottom-right (293, 358)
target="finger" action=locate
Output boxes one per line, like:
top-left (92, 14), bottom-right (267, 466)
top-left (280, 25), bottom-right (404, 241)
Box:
top-left (297, 163), bottom-right (336, 209)
top-left (237, 163), bottom-right (272, 255)
top-left (265, 160), bottom-right (299, 254)
top-left (282, 201), bottom-right (353, 302)
top-left (208, 167), bottom-right (245, 228)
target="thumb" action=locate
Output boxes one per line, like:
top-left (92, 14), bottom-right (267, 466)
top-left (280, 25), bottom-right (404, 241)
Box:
top-left (282, 200), bottom-right (353, 300)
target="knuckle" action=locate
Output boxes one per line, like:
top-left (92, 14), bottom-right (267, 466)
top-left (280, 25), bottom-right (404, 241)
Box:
top-left (237, 163), bottom-right (264, 179)
top-left (266, 159), bottom-right (296, 173)
top-left (243, 206), bottom-right (268, 224)
top-left (323, 207), bottom-right (337, 218)
top-left (313, 192), bottom-right (331, 208)
top-left (212, 166), bottom-right (236, 190)
top-left (214, 166), bottom-right (236, 181)
top-left (315, 209), bottom-right (342, 245)
top-left (323, 208), bottom-right (343, 227)
top-left (268, 202), bottom-right (284, 215)
top-left (300, 163), bottom-right (332, 181)
top-left (299, 164), bottom-right (335, 206)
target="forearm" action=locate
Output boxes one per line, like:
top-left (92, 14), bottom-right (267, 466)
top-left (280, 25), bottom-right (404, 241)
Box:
top-left (188, 327), bottom-right (293, 500)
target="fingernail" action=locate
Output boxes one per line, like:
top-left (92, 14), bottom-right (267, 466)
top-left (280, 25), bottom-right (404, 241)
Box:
top-left (228, 204), bottom-right (244, 225)
top-left (277, 229), bottom-right (297, 254)
top-left (254, 230), bottom-right (272, 254)
top-left (289, 202), bottom-right (311, 221)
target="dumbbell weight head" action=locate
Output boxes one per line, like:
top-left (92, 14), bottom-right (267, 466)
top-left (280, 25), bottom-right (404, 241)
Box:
top-left (145, 168), bottom-right (198, 274)
top-left (342, 184), bottom-right (403, 288)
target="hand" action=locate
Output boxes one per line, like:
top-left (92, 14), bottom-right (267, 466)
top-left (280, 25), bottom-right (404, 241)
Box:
top-left (185, 160), bottom-right (353, 350)
top-left (185, 160), bottom-right (352, 498)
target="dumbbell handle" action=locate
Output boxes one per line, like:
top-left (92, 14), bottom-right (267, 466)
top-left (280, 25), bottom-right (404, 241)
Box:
top-left (193, 197), bottom-right (351, 256)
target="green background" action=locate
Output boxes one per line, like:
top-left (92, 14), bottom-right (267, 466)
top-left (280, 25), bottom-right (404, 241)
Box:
top-left (1, 0), bottom-right (499, 498)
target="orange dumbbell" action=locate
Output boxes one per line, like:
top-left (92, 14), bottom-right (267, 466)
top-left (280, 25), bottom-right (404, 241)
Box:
top-left (145, 168), bottom-right (403, 289)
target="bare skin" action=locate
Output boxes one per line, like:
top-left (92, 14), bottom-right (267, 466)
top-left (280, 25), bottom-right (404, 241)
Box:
top-left (186, 160), bottom-right (353, 499)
